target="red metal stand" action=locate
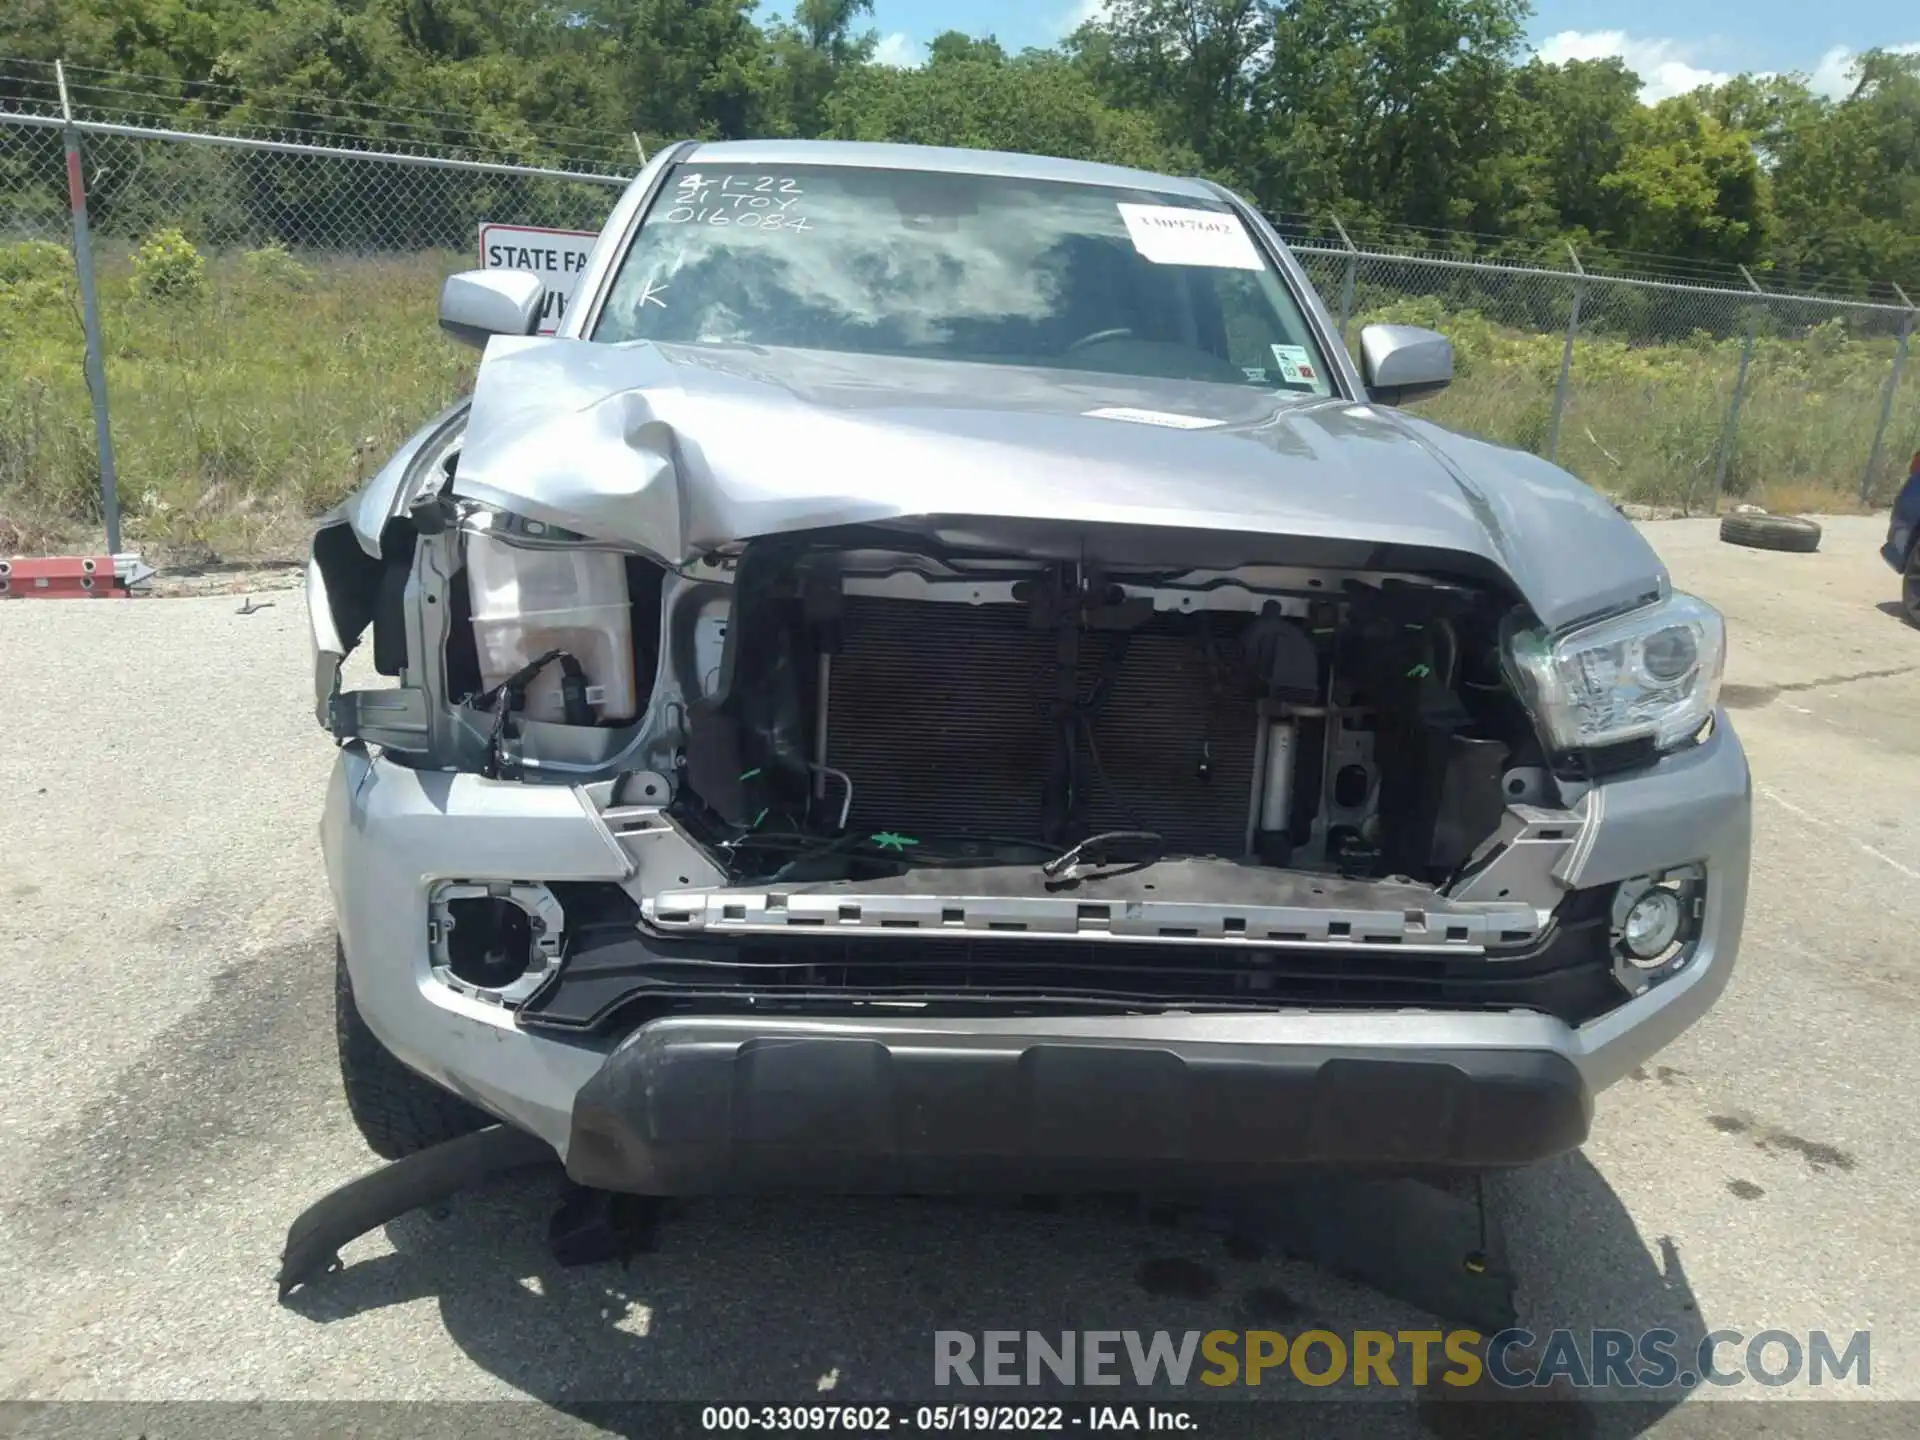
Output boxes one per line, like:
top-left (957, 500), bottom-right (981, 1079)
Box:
top-left (0, 554), bottom-right (154, 599)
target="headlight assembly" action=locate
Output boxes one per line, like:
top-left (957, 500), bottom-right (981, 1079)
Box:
top-left (1504, 592), bottom-right (1726, 753)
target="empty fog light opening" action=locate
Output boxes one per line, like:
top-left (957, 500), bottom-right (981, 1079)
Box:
top-left (1609, 867), bottom-right (1704, 996)
top-left (429, 880), bottom-right (565, 1007)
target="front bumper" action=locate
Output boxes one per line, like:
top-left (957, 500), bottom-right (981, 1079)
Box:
top-left (566, 1018), bottom-right (1588, 1192)
top-left (322, 719), bottom-right (1750, 1188)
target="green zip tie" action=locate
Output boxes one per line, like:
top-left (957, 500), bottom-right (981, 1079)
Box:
top-left (870, 832), bottom-right (919, 851)
top-left (739, 767), bottom-right (762, 781)
top-left (1406, 662), bottom-right (1432, 679)
top-left (750, 807), bottom-right (768, 830)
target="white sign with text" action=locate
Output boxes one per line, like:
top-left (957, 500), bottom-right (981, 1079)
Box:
top-left (477, 222), bottom-right (598, 335)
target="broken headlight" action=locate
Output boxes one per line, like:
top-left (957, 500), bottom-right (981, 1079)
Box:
top-left (1504, 592), bottom-right (1725, 752)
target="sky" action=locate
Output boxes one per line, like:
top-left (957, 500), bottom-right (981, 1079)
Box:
top-left (849, 0), bottom-right (1918, 103)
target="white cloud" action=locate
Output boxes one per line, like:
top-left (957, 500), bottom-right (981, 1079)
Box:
top-left (1809, 42), bottom-right (1920, 100)
top-left (1535, 30), bottom-right (1731, 103)
top-left (1054, 0), bottom-right (1111, 38)
top-left (872, 32), bottom-right (922, 68)
top-left (1810, 45), bottom-right (1857, 98)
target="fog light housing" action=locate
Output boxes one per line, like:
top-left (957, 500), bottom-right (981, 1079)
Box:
top-left (1609, 867), bottom-right (1703, 995)
top-left (1621, 888), bottom-right (1682, 960)
top-left (428, 880), bottom-right (565, 1007)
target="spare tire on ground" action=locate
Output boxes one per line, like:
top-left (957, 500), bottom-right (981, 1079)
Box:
top-left (1718, 511), bottom-right (1822, 553)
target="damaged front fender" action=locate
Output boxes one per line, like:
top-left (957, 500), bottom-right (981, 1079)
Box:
top-left (308, 401), bottom-right (470, 750)
top-left (452, 336), bottom-right (686, 564)
top-left (344, 398), bottom-right (472, 558)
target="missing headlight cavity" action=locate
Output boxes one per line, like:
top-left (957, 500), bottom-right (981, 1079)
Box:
top-left (429, 880), bottom-right (566, 1007)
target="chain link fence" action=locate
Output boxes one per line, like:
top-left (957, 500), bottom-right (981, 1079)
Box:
top-left (1292, 239), bottom-right (1918, 515)
top-left (0, 105), bottom-right (624, 554)
top-left (2, 96), bottom-right (1917, 559)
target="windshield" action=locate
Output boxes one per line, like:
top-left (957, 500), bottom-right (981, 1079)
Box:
top-left (592, 162), bottom-right (1336, 396)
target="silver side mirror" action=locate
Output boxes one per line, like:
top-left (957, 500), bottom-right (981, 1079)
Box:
top-left (1358, 324), bottom-right (1453, 406)
top-left (439, 269), bottom-right (544, 348)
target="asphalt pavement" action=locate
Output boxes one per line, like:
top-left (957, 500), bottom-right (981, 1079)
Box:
top-left (1, 516), bottom-right (1915, 1430)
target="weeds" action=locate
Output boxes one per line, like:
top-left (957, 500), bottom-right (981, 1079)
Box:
top-left (1357, 295), bottom-right (1920, 511)
top-left (0, 244), bottom-right (474, 557)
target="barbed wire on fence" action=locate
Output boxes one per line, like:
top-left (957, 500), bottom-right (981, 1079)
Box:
top-left (1, 98), bottom-right (1916, 557)
top-left (0, 55), bottom-right (639, 174)
top-left (0, 111), bottom-right (625, 255)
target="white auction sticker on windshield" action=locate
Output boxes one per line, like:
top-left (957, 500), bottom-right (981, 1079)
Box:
top-left (1117, 203), bottom-right (1264, 269)
top-left (1084, 407), bottom-right (1224, 429)
top-left (1270, 343), bottom-right (1319, 384)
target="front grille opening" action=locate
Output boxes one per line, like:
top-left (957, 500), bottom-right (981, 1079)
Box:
top-left (523, 911), bottom-right (1621, 1034)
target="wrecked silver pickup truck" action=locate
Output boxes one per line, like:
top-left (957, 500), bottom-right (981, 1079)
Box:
top-left (305, 139), bottom-right (1748, 1200)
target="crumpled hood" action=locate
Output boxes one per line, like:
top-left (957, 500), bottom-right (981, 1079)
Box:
top-left (453, 336), bottom-right (1666, 631)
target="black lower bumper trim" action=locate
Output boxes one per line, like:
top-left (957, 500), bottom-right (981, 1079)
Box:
top-left (564, 1021), bottom-right (1591, 1195)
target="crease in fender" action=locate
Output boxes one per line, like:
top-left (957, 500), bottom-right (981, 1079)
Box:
top-left (1378, 412), bottom-right (1519, 581)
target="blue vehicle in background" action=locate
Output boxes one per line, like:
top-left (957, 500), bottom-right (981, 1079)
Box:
top-left (1882, 450), bottom-right (1920, 626)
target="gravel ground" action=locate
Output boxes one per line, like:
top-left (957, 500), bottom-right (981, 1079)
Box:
top-left (1, 515), bottom-right (1915, 1431)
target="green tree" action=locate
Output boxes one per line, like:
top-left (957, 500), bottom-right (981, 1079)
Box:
top-left (926, 31), bottom-right (1007, 66)
top-left (7, 0), bottom-right (1919, 295)
top-left (764, 0), bottom-right (876, 138)
top-left (0, 0), bottom-right (248, 85)
top-left (1506, 57), bottom-right (1642, 238)
top-left (567, 0), bottom-right (771, 140)
top-left (825, 53), bottom-right (1193, 172)
top-left (1257, 0), bottom-right (1531, 229)
top-left (1077, 0), bottom-right (1271, 188)
top-left (1599, 97), bottom-right (1767, 265)
top-left (1754, 50), bottom-right (1920, 291)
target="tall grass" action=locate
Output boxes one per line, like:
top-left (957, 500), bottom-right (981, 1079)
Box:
top-left (1356, 295), bottom-right (1920, 513)
top-left (0, 241), bottom-right (474, 556)
top-left (1, 239), bottom-right (1915, 560)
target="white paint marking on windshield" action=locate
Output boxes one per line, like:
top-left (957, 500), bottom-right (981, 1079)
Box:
top-left (1117, 203), bottom-right (1264, 270)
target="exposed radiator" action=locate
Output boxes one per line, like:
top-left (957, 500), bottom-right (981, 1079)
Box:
top-left (824, 596), bottom-right (1259, 855)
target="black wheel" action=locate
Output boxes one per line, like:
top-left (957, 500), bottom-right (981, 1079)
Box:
top-left (1904, 543), bottom-right (1920, 628)
top-left (335, 937), bottom-right (492, 1159)
top-left (1718, 511), bottom-right (1822, 553)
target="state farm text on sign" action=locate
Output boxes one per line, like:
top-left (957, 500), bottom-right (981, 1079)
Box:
top-left (477, 222), bottom-right (598, 336)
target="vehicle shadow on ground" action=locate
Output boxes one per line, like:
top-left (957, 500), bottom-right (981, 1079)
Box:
top-left (283, 1150), bottom-right (1706, 1436)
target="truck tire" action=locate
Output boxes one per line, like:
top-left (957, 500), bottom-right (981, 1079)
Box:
top-left (1905, 543), bottom-right (1920, 628)
top-left (1718, 512), bottom-right (1822, 553)
top-left (335, 938), bottom-right (492, 1159)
